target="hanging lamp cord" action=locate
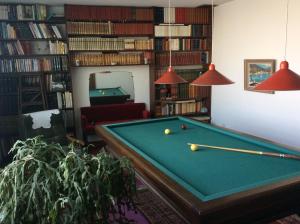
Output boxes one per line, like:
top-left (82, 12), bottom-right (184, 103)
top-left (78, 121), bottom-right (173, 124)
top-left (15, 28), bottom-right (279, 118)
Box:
top-left (211, 0), bottom-right (214, 64)
top-left (284, 0), bottom-right (289, 61)
top-left (168, 0), bottom-right (172, 67)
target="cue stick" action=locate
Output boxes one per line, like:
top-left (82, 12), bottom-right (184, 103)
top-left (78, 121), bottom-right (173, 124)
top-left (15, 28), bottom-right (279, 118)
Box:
top-left (187, 143), bottom-right (300, 160)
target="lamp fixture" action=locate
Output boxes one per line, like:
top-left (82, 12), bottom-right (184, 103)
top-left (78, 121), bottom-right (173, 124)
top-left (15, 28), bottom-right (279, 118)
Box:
top-left (191, 0), bottom-right (234, 86)
top-left (154, 0), bottom-right (187, 85)
top-left (254, 0), bottom-right (300, 91)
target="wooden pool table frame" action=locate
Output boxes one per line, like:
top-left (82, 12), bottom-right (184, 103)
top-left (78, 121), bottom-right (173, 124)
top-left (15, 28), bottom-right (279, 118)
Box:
top-left (89, 88), bottom-right (131, 105)
top-left (95, 123), bottom-right (300, 224)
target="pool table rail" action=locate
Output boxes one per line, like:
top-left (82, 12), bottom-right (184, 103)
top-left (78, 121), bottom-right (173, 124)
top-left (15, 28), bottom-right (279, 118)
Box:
top-left (95, 124), bottom-right (300, 224)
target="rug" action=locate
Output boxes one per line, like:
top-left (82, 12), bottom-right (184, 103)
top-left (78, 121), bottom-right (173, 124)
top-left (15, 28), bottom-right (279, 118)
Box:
top-left (135, 188), bottom-right (300, 224)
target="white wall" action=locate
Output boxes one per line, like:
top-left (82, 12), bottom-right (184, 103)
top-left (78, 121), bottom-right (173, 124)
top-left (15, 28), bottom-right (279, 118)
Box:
top-left (212, 0), bottom-right (300, 148)
top-left (71, 65), bottom-right (150, 137)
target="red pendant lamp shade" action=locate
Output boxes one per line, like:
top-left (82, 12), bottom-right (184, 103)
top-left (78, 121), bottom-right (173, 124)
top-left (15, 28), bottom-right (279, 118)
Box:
top-left (191, 64), bottom-right (234, 86)
top-left (154, 66), bottom-right (187, 84)
top-left (254, 61), bottom-right (300, 91)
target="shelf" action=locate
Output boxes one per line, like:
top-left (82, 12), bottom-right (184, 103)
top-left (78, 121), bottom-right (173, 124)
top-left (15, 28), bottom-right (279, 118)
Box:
top-left (154, 23), bottom-right (211, 26)
top-left (0, 54), bottom-right (68, 58)
top-left (154, 36), bottom-right (211, 39)
top-left (22, 87), bottom-right (41, 92)
top-left (155, 63), bottom-right (209, 67)
top-left (67, 19), bottom-right (153, 23)
top-left (21, 102), bottom-right (44, 106)
top-left (69, 49), bottom-right (153, 53)
top-left (67, 34), bottom-right (153, 38)
top-left (0, 71), bottom-right (69, 75)
top-left (0, 38), bottom-right (67, 41)
top-left (0, 19), bottom-right (66, 24)
top-left (71, 64), bottom-right (149, 67)
top-left (155, 50), bottom-right (210, 53)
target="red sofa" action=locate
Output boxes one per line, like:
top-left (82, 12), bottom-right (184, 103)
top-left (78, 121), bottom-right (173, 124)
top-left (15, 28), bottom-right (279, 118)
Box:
top-left (81, 103), bottom-right (150, 142)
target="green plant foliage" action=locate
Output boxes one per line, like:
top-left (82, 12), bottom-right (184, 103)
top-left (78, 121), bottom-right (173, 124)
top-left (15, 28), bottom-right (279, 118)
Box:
top-left (0, 136), bottom-right (136, 224)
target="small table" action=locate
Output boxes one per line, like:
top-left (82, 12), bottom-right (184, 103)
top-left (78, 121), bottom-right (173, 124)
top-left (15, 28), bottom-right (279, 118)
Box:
top-left (95, 116), bottom-right (300, 224)
top-left (89, 87), bottom-right (130, 105)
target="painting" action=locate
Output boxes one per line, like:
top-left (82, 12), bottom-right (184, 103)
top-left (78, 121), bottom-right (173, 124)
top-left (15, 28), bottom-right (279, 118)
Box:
top-left (244, 59), bottom-right (275, 93)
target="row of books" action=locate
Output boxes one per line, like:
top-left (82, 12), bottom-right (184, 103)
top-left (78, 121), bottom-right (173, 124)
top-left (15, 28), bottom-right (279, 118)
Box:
top-left (0, 95), bottom-right (18, 115)
top-left (45, 73), bottom-right (69, 92)
top-left (154, 24), bottom-right (211, 37)
top-left (0, 22), bottom-right (63, 39)
top-left (157, 100), bottom-right (203, 116)
top-left (0, 40), bottom-right (67, 55)
top-left (67, 21), bottom-right (154, 36)
top-left (155, 52), bottom-right (209, 66)
top-left (155, 38), bottom-right (211, 51)
top-left (0, 4), bottom-right (47, 21)
top-left (0, 41), bottom-right (25, 55)
top-left (0, 56), bottom-right (68, 73)
top-left (49, 41), bottom-right (68, 54)
top-left (155, 69), bottom-right (205, 99)
top-left (57, 91), bottom-right (73, 109)
top-left (69, 37), bottom-right (154, 51)
top-left (65, 5), bottom-right (154, 22)
top-left (0, 76), bottom-right (18, 93)
top-left (154, 7), bottom-right (210, 24)
top-left (70, 53), bottom-right (146, 66)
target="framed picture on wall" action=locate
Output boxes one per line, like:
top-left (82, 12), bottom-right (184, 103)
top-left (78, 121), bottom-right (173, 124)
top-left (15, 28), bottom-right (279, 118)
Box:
top-left (244, 59), bottom-right (275, 93)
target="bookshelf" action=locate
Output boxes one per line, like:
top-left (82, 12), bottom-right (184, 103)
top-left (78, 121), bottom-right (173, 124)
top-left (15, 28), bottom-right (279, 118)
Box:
top-left (0, 3), bottom-right (75, 164)
top-left (65, 5), bottom-right (155, 67)
top-left (152, 6), bottom-right (212, 118)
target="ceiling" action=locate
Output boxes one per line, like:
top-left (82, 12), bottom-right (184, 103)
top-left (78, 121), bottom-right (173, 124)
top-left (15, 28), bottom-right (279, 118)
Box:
top-left (2, 0), bottom-right (234, 7)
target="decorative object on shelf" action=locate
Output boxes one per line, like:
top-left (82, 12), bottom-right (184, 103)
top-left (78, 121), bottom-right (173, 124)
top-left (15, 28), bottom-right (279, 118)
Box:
top-left (244, 59), bottom-right (275, 93)
top-left (191, 0), bottom-right (234, 86)
top-left (254, 0), bottom-right (300, 91)
top-left (154, 0), bottom-right (187, 85)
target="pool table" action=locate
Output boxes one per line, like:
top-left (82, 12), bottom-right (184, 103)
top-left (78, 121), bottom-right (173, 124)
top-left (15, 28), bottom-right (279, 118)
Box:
top-left (89, 87), bottom-right (130, 105)
top-left (95, 116), bottom-right (300, 224)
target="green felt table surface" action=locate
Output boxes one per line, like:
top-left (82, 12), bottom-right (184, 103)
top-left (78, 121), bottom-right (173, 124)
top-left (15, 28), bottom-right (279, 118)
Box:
top-left (103, 117), bottom-right (300, 201)
top-left (89, 87), bottom-right (127, 97)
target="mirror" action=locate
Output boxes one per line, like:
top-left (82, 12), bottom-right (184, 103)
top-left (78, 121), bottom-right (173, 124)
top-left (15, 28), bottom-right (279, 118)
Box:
top-left (89, 71), bottom-right (134, 105)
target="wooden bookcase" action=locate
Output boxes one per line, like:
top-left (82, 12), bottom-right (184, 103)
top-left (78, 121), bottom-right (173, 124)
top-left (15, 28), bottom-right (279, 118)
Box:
top-left (0, 3), bottom-right (75, 165)
top-left (152, 6), bottom-right (212, 118)
top-left (65, 5), bottom-right (155, 67)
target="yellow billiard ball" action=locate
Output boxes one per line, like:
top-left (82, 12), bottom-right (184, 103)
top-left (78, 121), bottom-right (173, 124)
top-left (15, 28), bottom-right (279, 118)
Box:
top-left (164, 129), bottom-right (171, 135)
top-left (190, 144), bottom-right (199, 151)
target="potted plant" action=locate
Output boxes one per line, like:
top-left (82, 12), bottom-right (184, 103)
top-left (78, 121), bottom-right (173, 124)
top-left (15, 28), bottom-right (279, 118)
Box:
top-left (0, 136), bottom-right (136, 224)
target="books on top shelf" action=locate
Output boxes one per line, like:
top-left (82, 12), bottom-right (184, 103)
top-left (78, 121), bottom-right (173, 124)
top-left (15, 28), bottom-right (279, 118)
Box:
top-left (68, 37), bottom-right (153, 51)
top-left (154, 7), bottom-right (210, 24)
top-left (65, 5), bottom-right (153, 22)
top-left (0, 4), bottom-right (47, 21)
